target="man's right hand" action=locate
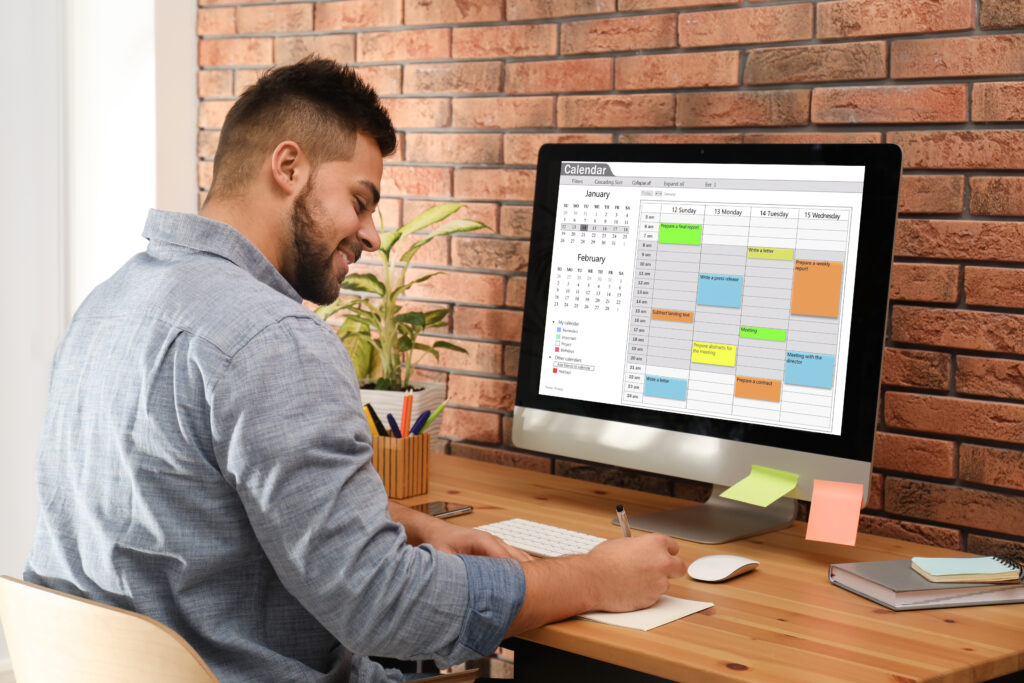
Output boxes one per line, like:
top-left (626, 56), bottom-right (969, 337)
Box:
top-left (585, 534), bottom-right (687, 613)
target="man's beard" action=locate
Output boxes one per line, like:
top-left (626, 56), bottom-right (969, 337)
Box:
top-left (290, 182), bottom-right (361, 305)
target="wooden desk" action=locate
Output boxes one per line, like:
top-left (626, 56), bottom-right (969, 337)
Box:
top-left (408, 455), bottom-right (1024, 682)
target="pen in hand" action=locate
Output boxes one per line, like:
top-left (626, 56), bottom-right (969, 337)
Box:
top-left (616, 504), bottom-right (632, 538)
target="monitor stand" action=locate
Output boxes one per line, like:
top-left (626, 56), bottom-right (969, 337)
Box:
top-left (615, 485), bottom-right (797, 544)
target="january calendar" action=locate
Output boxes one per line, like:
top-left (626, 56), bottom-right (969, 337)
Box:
top-left (539, 160), bottom-right (867, 436)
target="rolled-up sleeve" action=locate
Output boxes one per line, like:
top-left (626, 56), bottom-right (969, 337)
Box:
top-left (208, 315), bottom-right (525, 669)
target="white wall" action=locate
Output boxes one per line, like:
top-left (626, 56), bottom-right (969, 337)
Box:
top-left (0, 0), bottom-right (196, 669)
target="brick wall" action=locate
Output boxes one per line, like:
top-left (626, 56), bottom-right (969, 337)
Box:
top-left (196, 0), bottom-right (1024, 557)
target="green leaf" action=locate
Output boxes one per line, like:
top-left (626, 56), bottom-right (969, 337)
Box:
top-left (393, 271), bottom-right (442, 297)
top-left (313, 299), bottom-right (348, 320)
top-left (400, 220), bottom-right (490, 263)
top-left (422, 309), bottom-right (449, 326)
top-left (412, 342), bottom-right (440, 360)
top-left (339, 272), bottom-right (386, 296)
top-left (432, 340), bottom-right (468, 354)
top-left (393, 311), bottom-right (426, 328)
top-left (379, 203), bottom-right (464, 257)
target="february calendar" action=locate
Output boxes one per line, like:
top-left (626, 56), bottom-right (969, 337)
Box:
top-left (539, 161), bottom-right (866, 436)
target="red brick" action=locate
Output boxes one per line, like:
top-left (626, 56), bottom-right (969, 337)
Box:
top-left (449, 442), bottom-right (551, 472)
top-left (895, 219), bottom-right (1024, 261)
top-left (506, 277), bottom-right (527, 308)
top-left (315, 0), bottom-right (401, 29)
top-left (376, 198), bottom-right (404, 230)
top-left (440, 407), bottom-right (502, 443)
top-left (453, 307), bottom-right (524, 342)
top-left (405, 62), bottom-right (503, 94)
top-left (358, 29), bottom-right (450, 63)
top-left (745, 42), bottom-right (887, 85)
top-left (199, 38), bottom-right (272, 67)
top-left (507, 58), bottom-right (612, 94)
top-left (402, 200), bottom-right (498, 232)
top-left (858, 515), bottom-right (961, 550)
top-left (818, 0), bottom-right (973, 38)
top-left (405, 133), bottom-right (502, 164)
top-left (383, 98), bottom-right (450, 129)
top-left (892, 35), bottom-right (1024, 79)
top-left (499, 205), bottom-right (533, 237)
top-left (405, 0), bottom-right (504, 24)
top-left (874, 432), bottom-right (955, 478)
top-left (885, 477), bottom-right (1024, 536)
top-left (615, 52), bottom-right (739, 90)
top-left (964, 265), bottom-right (1024, 309)
top-left (448, 374), bottom-right (517, 411)
top-left (956, 356), bottom-right (1024, 401)
top-left (452, 237), bottom-right (530, 272)
top-left (197, 7), bottom-right (235, 35)
top-left (555, 460), bottom-right (672, 496)
top-left (198, 100), bottom-right (234, 129)
top-left (966, 534), bottom-right (1024, 561)
top-left (237, 4), bottom-right (312, 33)
top-left (198, 130), bottom-right (220, 159)
top-left (812, 85), bottom-right (966, 125)
top-left (889, 263), bottom-right (960, 303)
top-left (742, 132), bottom-right (881, 143)
top-left (677, 91), bottom-right (809, 128)
top-left (886, 392), bottom-right (1024, 444)
top-left (274, 35), bottom-right (355, 66)
top-left (381, 165), bottom-right (451, 198)
top-left (898, 175), bottom-right (964, 214)
top-left (452, 24), bottom-right (555, 58)
top-left (233, 69), bottom-right (263, 95)
top-left (980, 0), bottom-right (1024, 28)
top-left (622, 0), bottom-right (739, 6)
top-left (891, 306), bottom-right (1024, 355)
top-left (452, 97), bottom-right (554, 129)
top-left (969, 176), bottom-right (1024, 216)
top-left (973, 82), bottom-right (1024, 122)
top-left (503, 345), bottom-right (520, 377)
top-left (198, 70), bottom-right (233, 98)
top-left (352, 66), bottom-right (402, 96)
top-left (504, 133), bottom-right (613, 166)
top-left (198, 161), bottom-right (214, 189)
top-left (454, 169), bottom-right (536, 201)
top-left (881, 348), bottom-right (951, 390)
top-left (506, 0), bottom-right (614, 21)
top-left (620, 133), bottom-right (744, 144)
top-left (561, 15), bottom-right (677, 56)
top-left (888, 130), bottom-right (1024, 170)
top-left (679, 4), bottom-right (812, 48)
top-left (558, 94), bottom-right (675, 128)
top-left (868, 472), bottom-right (882, 510)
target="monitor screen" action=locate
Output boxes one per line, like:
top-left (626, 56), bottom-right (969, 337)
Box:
top-left (513, 144), bottom-right (902, 543)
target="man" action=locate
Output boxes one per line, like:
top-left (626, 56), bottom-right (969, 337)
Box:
top-left (25, 57), bottom-right (685, 682)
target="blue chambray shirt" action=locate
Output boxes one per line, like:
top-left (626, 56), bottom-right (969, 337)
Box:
top-left (25, 209), bottom-right (525, 682)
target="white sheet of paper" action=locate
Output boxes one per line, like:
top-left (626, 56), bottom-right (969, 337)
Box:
top-left (578, 595), bottom-right (714, 631)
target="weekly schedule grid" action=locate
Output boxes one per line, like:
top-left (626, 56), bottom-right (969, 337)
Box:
top-left (539, 161), bottom-right (866, 436)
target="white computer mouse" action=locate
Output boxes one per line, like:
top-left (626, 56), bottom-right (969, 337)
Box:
top-left (687, 554), bottom-right (760, 582)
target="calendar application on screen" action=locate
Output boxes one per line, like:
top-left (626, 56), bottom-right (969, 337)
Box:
top-left (538, 161), bottom-right (866, 436)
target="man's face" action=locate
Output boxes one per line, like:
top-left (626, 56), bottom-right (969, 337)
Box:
top-left (288, 131), bottom-right (383, 304)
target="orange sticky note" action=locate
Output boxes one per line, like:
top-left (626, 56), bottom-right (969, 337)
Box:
top-left (805, 480), bottom-right (864, 546)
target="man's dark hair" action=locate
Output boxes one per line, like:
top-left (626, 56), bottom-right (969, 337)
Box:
top-left (207, 56), bottom-right (396, 198)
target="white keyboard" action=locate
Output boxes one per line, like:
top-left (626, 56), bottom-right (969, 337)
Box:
top-left (476, 518), bottom-right (606, 558)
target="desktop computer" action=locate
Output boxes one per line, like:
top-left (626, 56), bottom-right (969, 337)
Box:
top-left (512, 144), bottom-right (902, 543)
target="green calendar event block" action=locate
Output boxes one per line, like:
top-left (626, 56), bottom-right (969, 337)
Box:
top-left (658, 223), bottom-right (702, 245)
top-left (739, 326), bottom-right (787, 342)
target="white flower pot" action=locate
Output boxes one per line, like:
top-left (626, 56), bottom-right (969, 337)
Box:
top-left (360, 381), bottom-right (447, 437)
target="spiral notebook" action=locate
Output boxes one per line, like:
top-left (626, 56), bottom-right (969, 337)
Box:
top-left (912, 556), bottom-right (1023, 583)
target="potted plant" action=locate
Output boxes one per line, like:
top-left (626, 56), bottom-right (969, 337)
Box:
top-left (315, 202), bottom-right (488, 435)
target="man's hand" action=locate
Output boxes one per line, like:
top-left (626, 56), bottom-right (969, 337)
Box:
top-left (389, 502), bottom-right (532, 562)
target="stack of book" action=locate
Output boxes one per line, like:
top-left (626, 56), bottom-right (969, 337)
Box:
top-left (829, 555), bottom-right (1024, 611)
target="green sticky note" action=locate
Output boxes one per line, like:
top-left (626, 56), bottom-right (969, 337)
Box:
top-left (720, 465), bottom-right (799, 507)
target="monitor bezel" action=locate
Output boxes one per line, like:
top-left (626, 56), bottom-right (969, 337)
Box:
top-left (515, 143), bottom-right (901, 466)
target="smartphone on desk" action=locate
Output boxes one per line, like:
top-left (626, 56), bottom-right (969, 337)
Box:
top-left (413, 501), bottom-right (473, 519)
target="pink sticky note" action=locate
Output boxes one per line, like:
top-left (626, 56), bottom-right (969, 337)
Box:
top-left (805, 480), bottom-right (864, 546)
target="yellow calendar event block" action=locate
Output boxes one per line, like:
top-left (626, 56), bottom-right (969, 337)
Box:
top-left (691, 341), bottom-right (737, 367)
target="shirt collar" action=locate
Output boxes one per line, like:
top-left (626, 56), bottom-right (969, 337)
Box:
top-left (142, 209), bottom-right (301, 303)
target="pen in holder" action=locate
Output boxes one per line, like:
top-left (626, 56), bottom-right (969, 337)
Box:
top-left (371, 433), bottom-right (430, 499)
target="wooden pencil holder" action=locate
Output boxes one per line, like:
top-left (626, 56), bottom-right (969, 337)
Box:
top-left (371, 433), bottom-right (430, 499)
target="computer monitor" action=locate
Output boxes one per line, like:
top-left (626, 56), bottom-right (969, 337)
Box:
top-left (513, 144), bottom-right (902, 544)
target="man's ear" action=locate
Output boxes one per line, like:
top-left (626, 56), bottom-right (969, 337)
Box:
top-left (269, 140), bottom-right (309, 196)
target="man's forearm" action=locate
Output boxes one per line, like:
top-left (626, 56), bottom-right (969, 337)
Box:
top-left (505, 556), bottom-right (600, 635)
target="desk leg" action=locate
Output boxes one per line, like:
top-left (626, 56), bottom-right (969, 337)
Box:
top-left (505, 638), bottom-right (673, 683)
